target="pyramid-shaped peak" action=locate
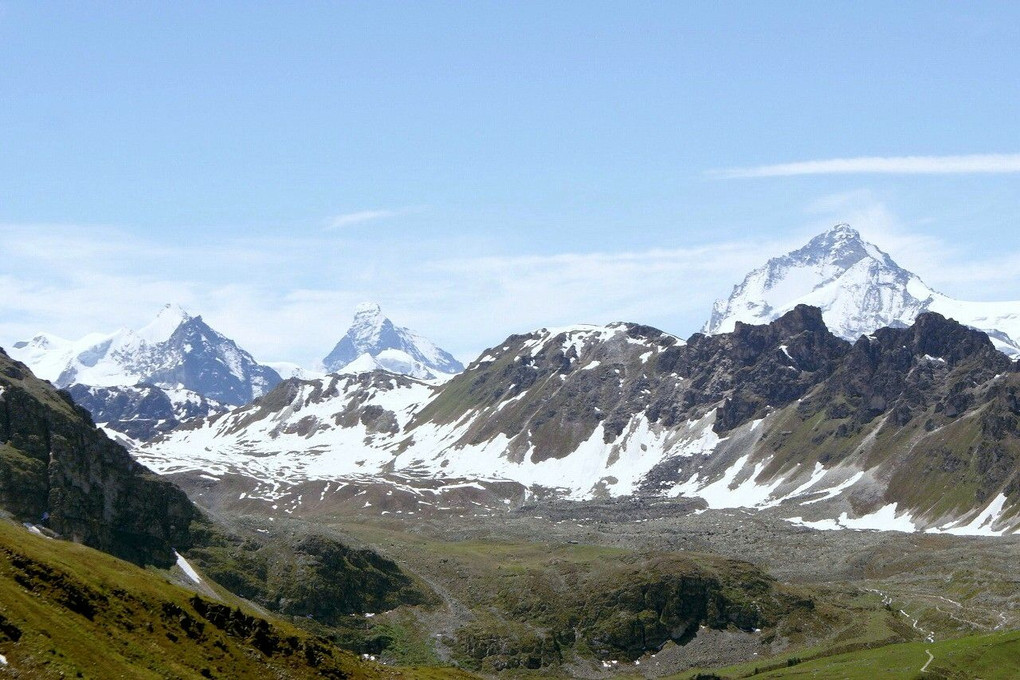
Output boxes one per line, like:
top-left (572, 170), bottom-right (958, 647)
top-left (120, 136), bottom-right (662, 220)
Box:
top-left (792, 223), bottom-right (895, 270)
top-left (323, 304), bottom-right (464, 376)
top-left (158, 302), bottom-right (191, 320)
top-left (803, 223), bottom-right (867, 251)
top-left (703, 223), bottom-right (936, 340)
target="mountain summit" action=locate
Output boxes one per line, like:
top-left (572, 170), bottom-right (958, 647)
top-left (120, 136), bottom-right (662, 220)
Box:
top-left (10, 303), bottom-right (281, 407)
top-left (704, 224), bottom-right (1020, 356)
top-left (322, 303), bottom-right (464, 379)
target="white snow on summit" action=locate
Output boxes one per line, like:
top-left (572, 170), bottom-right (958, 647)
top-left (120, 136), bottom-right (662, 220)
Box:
top-left (136, 303), bottom-right (191, 344)
top-left (705, 224), bottom-right (1020, 356)
top-left (322, 303), bottom-right (464, 377)
top-left (9, 303), bottom-right (282, 406)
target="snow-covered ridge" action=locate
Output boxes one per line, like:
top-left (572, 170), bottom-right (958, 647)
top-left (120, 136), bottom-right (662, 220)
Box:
top-left (9, 303), bottom-right (282, 406)
top-left (705, 224), bottom-right (1020, 356)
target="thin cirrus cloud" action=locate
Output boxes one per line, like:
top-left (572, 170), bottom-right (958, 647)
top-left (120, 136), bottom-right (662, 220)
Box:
top-left (325, 208), bottom-right (416, 230)
top-left (710, 153), bottom-right (1020, 178)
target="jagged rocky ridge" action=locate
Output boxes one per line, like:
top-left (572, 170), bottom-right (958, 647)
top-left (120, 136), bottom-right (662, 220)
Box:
top-left (137, 308), bottom-right (1020, 534)
top-left (705, 224), bottom-right (1020, 357)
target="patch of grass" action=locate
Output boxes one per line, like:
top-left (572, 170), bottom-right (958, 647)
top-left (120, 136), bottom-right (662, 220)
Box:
top-left (670, 624), bottom-right (1020, 680)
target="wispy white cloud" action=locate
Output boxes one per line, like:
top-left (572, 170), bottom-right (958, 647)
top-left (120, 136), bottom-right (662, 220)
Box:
top-left (325, 209), bottom-right (405, 230)
top-left (0, 222), bottom-right (773, 366)
top-left (5, 209), bottom-right (1020, 371)
top-left (711, 153), bottom-right (1020, 178)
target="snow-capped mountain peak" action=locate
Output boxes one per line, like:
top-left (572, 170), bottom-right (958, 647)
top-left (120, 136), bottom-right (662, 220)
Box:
top-left (322, 303), bottom-right (464, 377)
top-left (704, 224), bottom-right (1020, 356)
top-left (137, 303), bottom-right (191, 344)
top-left (793, 223), bottom-right (896, 271)
top-left (354, 301), bottom-right (383, 316)
top-left (8, 304), bottom-right (281, 406)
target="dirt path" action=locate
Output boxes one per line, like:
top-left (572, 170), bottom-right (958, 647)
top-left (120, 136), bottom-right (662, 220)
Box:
top-left (920, 649), bottom-right (934, 673)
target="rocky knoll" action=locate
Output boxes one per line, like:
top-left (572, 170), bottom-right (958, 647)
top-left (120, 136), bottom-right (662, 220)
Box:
top-left (187, 530), bottom-right (433, 626)
top-left (451, 549), bottom-right (818, 671)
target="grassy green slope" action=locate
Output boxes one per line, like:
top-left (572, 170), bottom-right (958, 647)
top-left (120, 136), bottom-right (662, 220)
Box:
top-left (0, 518), bottom-right (472, 679)
top-left (671, 628), bottom-right (1020, 679)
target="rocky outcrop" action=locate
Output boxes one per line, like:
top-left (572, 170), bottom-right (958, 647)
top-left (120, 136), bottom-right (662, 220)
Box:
top-left (0, 347), bottom-right (203, 567)
top-left (186, 530), bottom-right (433, 625)
top-left (802, 312), bottom-right (1012, 432)
top-left (66, 383), bottom-right (227, 441)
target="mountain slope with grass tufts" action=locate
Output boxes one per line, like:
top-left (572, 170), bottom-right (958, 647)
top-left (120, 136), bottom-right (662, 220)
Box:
top-left (0, 518), bottom-right (472, 679)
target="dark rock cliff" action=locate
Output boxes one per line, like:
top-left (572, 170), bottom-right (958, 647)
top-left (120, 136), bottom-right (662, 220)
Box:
top-left (0, 348), bottom-right (203, 567)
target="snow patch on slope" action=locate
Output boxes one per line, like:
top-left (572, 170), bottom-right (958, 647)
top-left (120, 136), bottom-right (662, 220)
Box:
top-left (174, 550), bottom-right (202, 584)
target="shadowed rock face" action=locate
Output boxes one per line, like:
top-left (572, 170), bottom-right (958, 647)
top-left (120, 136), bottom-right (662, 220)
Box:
top-left (0, 348), bottom-right (203, 568)
top-left (145, 315), bottom-right (282, 405)
top-left (65, 383), bottom-right (228, 441)
top-left (798, 311), bottom-right (1014, 434)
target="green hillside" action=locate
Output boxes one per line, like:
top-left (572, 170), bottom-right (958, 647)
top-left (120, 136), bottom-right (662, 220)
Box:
top-left (0, 517), bottom-right (471, 679)
top-left (672, 628), bottom-right (1020, 679)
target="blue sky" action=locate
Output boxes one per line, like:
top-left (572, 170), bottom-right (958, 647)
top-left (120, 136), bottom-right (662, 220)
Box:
top-left (2, 2), bottom-right (1020, 366)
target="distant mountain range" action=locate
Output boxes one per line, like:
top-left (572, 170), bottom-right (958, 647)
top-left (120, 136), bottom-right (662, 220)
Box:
top-left (705, 224), bottom-right (1020, 356)
top-left (8, 304), bottom-right (282, 441)
top-left (8, 302), bottom-right (464, 440)
top-left (136, 306), bottom-right (1020, 536)
top-left (8, 224), bottom-right (1020, 536)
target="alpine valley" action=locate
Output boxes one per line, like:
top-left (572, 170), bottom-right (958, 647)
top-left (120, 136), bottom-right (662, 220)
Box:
top-left (2, 225), bottom-right (1020, 679)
